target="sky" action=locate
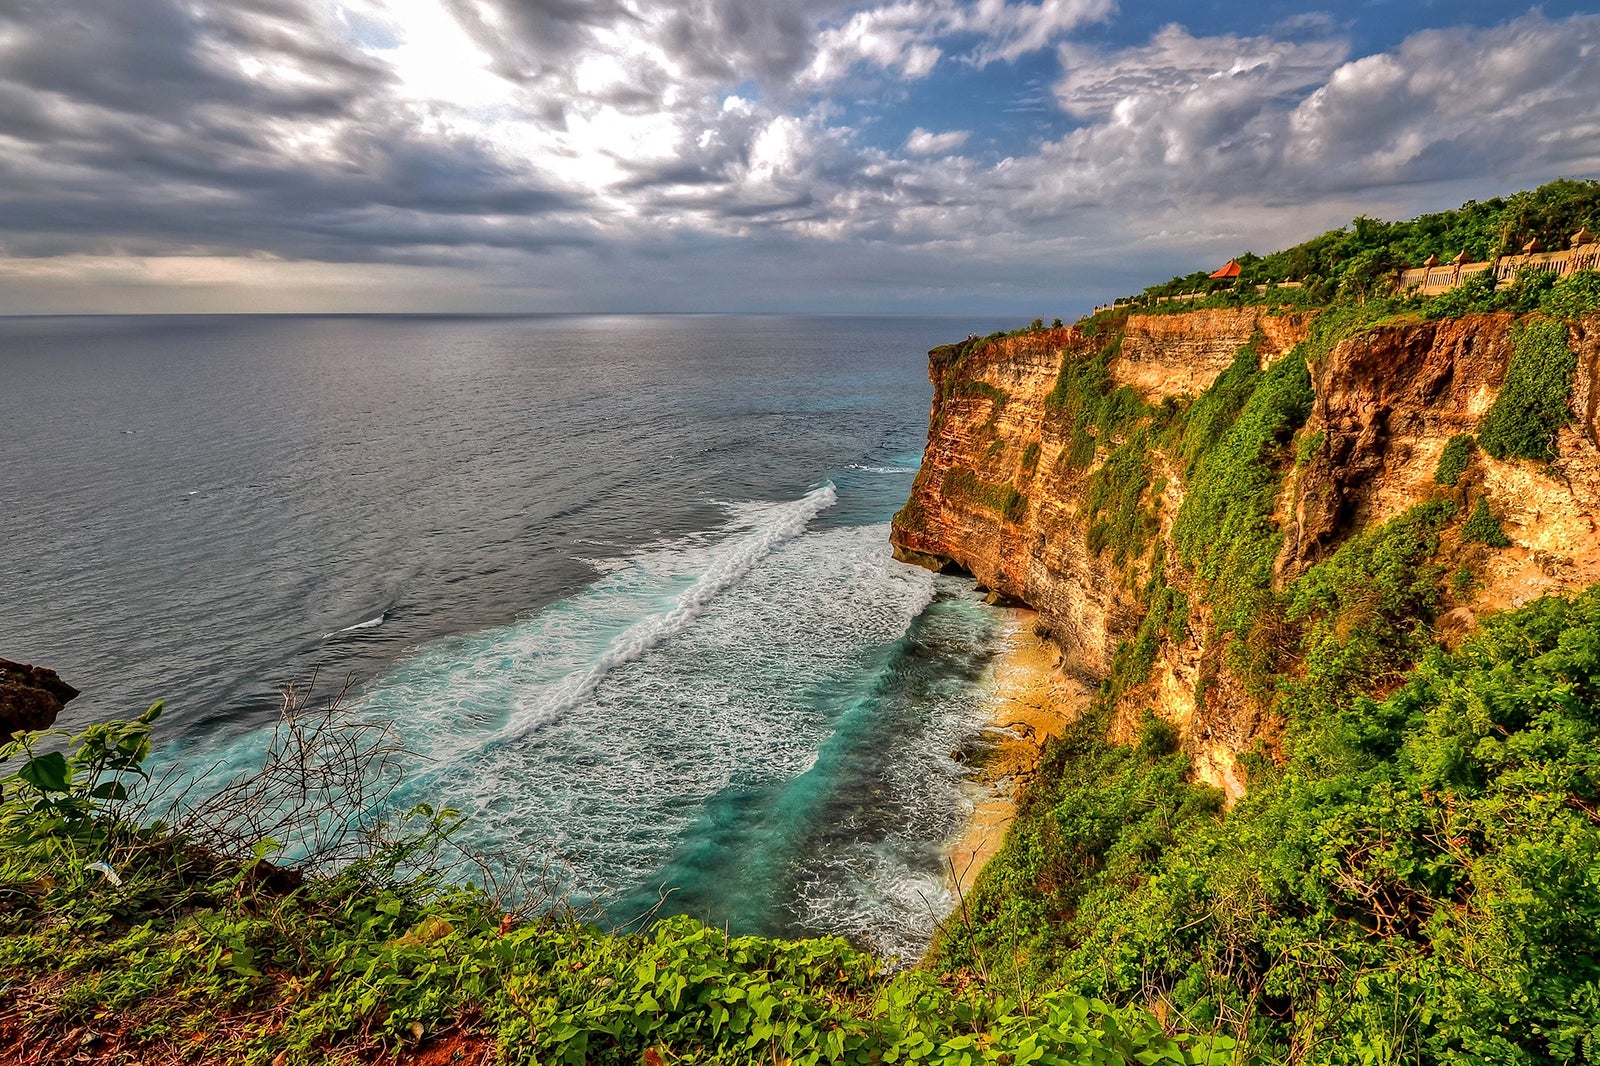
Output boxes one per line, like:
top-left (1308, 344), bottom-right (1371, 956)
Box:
top-left (2, 0), bottom-right (1598, 315)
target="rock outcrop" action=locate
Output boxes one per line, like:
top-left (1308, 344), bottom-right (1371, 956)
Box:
top-left (892, 309), bottom-right (1600, 798)
top-left (1, 659), bottom-right (78, 739)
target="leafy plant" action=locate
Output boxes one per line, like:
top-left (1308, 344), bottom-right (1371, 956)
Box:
top-left (1432, 433), bottom-right (1475, 486)
top-left (1460, 495), bottom-right (1512, 547)
top-left (1, 699), bottom-right (162, 840)
top-left (1, 704), bottom-right (1233, 1065)
top-left (1540, 269), bottom-right (1600, 319)
top-left (1477, 318), bottom-right (1576, 462)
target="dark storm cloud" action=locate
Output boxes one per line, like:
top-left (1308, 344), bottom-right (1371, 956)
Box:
top-left (0, 0), bottom-right (385, 119)
top-left (0, 0), bottom-right (580, 263)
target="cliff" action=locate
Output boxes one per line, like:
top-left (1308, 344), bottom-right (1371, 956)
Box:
top-left (892, 307), bottom-right (1600, 798)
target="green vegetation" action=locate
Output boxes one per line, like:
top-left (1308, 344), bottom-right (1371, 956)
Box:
top-left (1106, 545), bottom-right (1188, 700)
top-left (1460, 495), bottom-right (1512, 548)
top-left (1046, 336), bottom-right (1148, 470)
top-left (1168, 345), bottom-right (1312, 685)
top-left (1293, 428), bottom-right (1324, 468)
top-left (1021, 441), bottom-right (1041, 474)
top-left (1477, 319), bottom-right (1577, 462)
top-left (0, 710), bottom-right (1237, 1065)
top-left (1431, 433), bottom-right (1475, 486)
top-left (1084, 432), bottom-right (1157, 565)
top-left (1539, 269), bottom-right (1600, 319)
top-left (942, 468), bottom-right (1028, 522)
top-left (1132, 179), bottom-right (1600, 308)
top-left (954, 380), bottom-right (1011, 408)
top-left (930, 179), bottom-right (1600, 1065)
top-left (938, 567), bottom-right (1600, 1063)
top-left (893, 494), bottom-right (925, 532)
top-left (1420, 266), bottom-right (1600, 320)
top-left (1284, 499), bottom-right (1459, 718)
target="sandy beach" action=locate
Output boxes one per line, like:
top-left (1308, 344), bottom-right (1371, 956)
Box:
top-left (945, 607), bottom-right (1090, 895)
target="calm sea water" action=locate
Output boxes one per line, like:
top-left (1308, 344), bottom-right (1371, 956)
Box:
top-left (0, 313), bottom-right (1011, 957)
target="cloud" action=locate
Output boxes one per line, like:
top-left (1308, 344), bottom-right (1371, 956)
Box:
top-left (1, 3), bottom-right (1599, 313)
top-left (1285, 17), bottom-right (1600, 188)
top-left (1054, 24), bottom-right (1346, 120)
top-left (803, 0), bottom-right (1114, 87)
top-left (903, 127), bottom-right (970, 155)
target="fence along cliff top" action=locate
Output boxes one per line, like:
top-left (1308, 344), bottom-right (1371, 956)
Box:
top-left (1399, 227), bottom-right (1598, 295)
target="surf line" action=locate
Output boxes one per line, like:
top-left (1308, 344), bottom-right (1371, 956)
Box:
top-left (484, 482), bottom-right (839, 749)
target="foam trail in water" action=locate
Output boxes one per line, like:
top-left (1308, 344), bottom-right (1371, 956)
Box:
top-left (493, 482), bottom-right (836, 742)
top-left (326, 612), bottom-right (386, 638)
top-left (846, 463), bottom-right (918, 474)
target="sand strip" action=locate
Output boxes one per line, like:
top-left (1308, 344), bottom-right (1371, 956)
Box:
top-left (945, 607), bottom-right (1088, 895)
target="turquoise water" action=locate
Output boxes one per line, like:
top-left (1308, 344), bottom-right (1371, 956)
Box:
top-left (2, 313), bottom-right (1012, 958)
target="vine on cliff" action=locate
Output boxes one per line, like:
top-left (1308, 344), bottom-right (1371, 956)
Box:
top-left (1432, 433), bottom-right (1475, 486)
top-left (1170, 347), bottom-right (1313, 685)
top-left (941, 468), bottom-right (1027, 522)
top-left (1084, 431), bottom-right (1158, 566)
top-left (1045, 335), bottom-right (1148, 470)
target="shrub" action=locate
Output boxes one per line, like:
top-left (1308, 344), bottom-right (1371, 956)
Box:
top-left (941, 579), bottom-right (1600, 1064)
top-left (1432, 433), bottom-right (1475, 486)
top-left (3, 705), bottom-right (1239, 1066)
top-left (1461, 495), bottom-right (1512, 547)
top-left (1422, 269), bottom-right (1501, 318)
top-left (1477, 318), bottom-right (1576, 462)
top-left (1541, 269), bottom-right (1600, 319)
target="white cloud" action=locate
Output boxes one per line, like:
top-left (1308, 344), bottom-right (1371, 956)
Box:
top-left (4, 2), bottom-right (1600, 312)
top-left (1054, 24), bottom-right (1347, 120)
top-left (803, 0), bottom-right (1113, 87)
top-left (904, 127), bottom-right (970, 154)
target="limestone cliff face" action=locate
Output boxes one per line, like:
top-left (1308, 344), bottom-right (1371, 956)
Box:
top-left (1288, 314), bottom-right (1600, 606)
top-left (1114, 308), bottom-right (1316, 400)
top-left (892, 309), bottom-right (1600, 798)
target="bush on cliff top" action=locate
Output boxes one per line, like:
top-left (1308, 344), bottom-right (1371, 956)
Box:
top-left (1, 709), bottom-right (1231, 1066)
top-left (1130, 178), bottom-right (1600, 306)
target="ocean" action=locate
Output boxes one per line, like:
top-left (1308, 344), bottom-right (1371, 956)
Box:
top-left (0, 313), bottom-right (1013, 959)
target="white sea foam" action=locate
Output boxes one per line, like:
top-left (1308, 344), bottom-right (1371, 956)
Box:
top-left (325, 612), bottom-right (386, 638)
top-left (495, 482), bottom-right (838, 741)
top-left (182, 481), bottom-right (995, 957)
top-left (847, 463), bottom-right (919, 474)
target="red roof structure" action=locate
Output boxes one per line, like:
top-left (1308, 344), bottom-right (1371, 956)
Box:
top-left (1209, 260), bottom-right (1242, 279)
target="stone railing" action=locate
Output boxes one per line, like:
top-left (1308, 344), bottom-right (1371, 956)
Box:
top-left (1397, 231), bottom-right (1599, 296)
